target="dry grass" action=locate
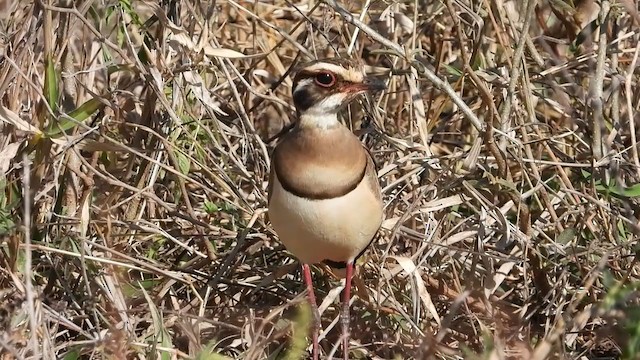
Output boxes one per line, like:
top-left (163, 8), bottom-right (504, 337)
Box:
top-left (1, 0), bottom-right (639, 359)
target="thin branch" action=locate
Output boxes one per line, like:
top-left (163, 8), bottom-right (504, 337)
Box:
top-left (588, 0), bottom-right (611, 161)
top-left (499, 0), bottom-right (537, 130)
top-left (23, 154), bottom-right (38, 358)
top-left (626, 35), bottom-right (640, 177)
top-left (322, 0), bottom-right (484, 132)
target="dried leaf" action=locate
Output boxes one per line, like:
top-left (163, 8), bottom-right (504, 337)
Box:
top-left (0, 106), bottom-right (42, 134)
top-left (182, 70), bottom-right (228, 116)
top-left (0, 142), bottom-right (21, 175)
top-left (388, 256), bottom-right (441, 325)
top-left (202, 45), bottom-right (252, 59)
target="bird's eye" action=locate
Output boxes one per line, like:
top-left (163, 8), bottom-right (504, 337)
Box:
top-left (315, 72), bottom-right (336, 87)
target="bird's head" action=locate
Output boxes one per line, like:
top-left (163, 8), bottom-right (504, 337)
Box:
top-left (291, 59), bottom-right (385, 122)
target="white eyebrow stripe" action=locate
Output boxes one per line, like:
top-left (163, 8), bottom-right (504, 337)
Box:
top-left (302, 63), bottom-right (364, 83)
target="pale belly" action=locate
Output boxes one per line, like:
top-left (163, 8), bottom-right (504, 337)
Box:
top-left (268, 175), bottom-right (383, 265)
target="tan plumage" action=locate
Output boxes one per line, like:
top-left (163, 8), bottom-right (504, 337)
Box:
top-left (267, 58), bottom-right (385, 360)
top-left (268, 58), bottom-right (384, 268)
top-left (269, 125), bottom-right (383, 265)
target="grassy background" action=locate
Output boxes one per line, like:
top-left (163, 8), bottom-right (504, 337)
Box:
top-left (1, 0), bottom-right (639, 359)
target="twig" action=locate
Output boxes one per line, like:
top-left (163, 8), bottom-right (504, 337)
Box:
top-left (499, 0), bottom-right (537, 132)
top-left (588, 0), bottom-right (611, 161)
top-left (625, 35), bottom-right (640, 176)
top-left (23, 154), bottom-right (38, 358)
top-left (346, 0), bottom-right (371, 55)
top-left (322, 0), bottom-right (484, 132)
top-left (37, 1), bottom-right (131, 61)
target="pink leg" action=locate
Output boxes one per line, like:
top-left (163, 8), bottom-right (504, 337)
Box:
top-left (302, 264), bottom-right (319, 360)
top-left (341, 262), bottom-right (354, 360)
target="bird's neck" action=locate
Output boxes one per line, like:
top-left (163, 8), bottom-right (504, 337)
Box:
top-left (297, 108), bottom-right (340, 130)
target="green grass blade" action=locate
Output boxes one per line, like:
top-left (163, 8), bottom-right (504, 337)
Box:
top-left (284, 303), bottom-right (312, 360)
top-left (44, 53), bottom-right (59, 113)
top-left (45, 97), bottom-right (104, 137)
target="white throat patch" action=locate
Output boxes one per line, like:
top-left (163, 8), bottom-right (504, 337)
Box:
top-left (299, 92), bottom-right (348, 128)
top-left (299, 111), bottom-right (340, 129)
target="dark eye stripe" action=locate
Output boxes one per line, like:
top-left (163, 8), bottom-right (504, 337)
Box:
top-left (290, 70), bottom-right (347, 111)
top-left (292, 86), bottom-right (315, 112)
top-left (292, 78), bottom-right (327, 112)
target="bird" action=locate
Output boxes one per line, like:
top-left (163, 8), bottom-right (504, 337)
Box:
top-left (267, 58), bottom-right (385, 360)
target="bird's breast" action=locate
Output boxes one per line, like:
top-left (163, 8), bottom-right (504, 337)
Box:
top-left (268, 173), bottom-right (383, 265)
top-left (268, 125), bottom-right (383, 264)
top-left (272, 126), bottom-right (368, 199)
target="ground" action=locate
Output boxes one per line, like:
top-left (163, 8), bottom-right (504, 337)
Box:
top-left (0, 0), bottom-right (639, 359)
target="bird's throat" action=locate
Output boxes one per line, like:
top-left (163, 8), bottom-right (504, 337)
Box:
top-left (298, 111), bottom-right (340, 130)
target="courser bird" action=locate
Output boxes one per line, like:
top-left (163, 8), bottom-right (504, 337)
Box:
top-left (268, 58), bottom-right (385, 360)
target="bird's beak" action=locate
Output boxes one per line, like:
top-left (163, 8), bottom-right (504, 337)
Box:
top-left (345, 77), bottom-right (386, 94)
top-left (363, 77), bottom-right (387, 92)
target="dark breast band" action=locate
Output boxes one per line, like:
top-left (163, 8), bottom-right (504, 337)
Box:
top-left (275, 164), bottom-right (366, 200)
